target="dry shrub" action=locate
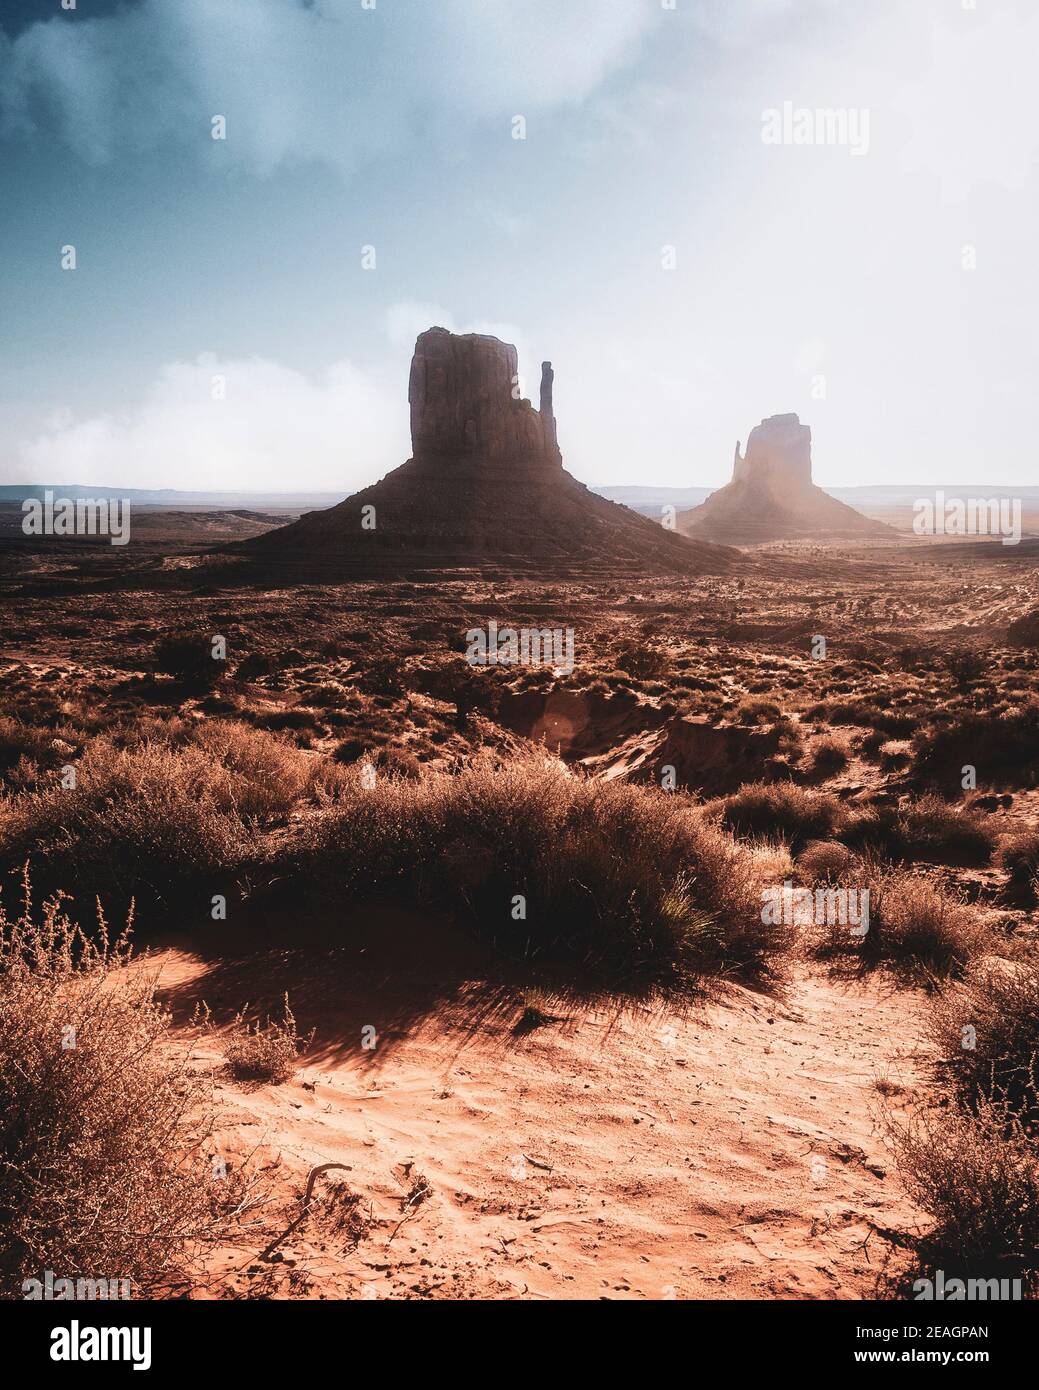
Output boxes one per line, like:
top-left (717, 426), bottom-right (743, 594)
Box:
top-left (914, 699), bottom-right (1039, 789)
top-left (252, 707), bottom-right (322, 734)
top-left (153, 631), bottom-right (225, 691)
top-left (0, 877), bottom-right (215, 1298)
top-left (815, 864), bottom-right (983, 982)
top-left (355, 655), bottom-right (406, 698)
top-left (772, 717), bottom-right (805, 760)
top-left (858, 728), bottom-right (888, 760)
top-left (225, 993), bottom-right (310, 1085)
top-left (0, 737), bottom-right (247, 917)
top-left (806, 696), bottom-right (916, 737)
top-left (734, 697), bottom-right (782, 726)
top-left (795, 839), bottom-right (855, 885)
top-left (188, 720), bottom-right (314, 820)
top-left (614, 640), bottom-right (671, 681)
top-left (296, 757), bottom-right (786, 989)
top-left (809, 734), bottom-right (851, 777)
top-left (0, 716), bottom-right (55, 778)
top-left (721, 782), bottom-right (846, 852)
top-left (997, 832), bottom-right (1039, 906)
top-left (878, 739), bottom-right (912, 771)
top-left (889, 1100), bottom-right (1039, 1293)
top-left (942, 649), bottom-right (988, 688)
top-left (929, 956), bottom-right (1039, 1123)
top-left (843, 794), bottom-right (996, 866)
top-left (371, 746), bottom-right (423, 780)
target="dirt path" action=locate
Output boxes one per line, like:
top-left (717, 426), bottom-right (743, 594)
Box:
top-left (162, 949), bottom-right (934, 1300)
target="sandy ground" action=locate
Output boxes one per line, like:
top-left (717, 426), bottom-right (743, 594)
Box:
top-left (5, 533), bottom-right (1035, 1301)
top-left (149, 931), bottom-right (934, 1301)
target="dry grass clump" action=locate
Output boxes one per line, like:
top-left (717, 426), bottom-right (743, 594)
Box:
top-left (889, 1100), bottom-right (1039, 1294)
top-left (805, 696), bottom-right (917, 737)
top-left (0, 737), bottom-right (248, 917)
top-left (913, 699), bottom-right (1039, 789)
top-left (734, 697), bottom-right (782, 726)
top-left (0, 877), bottom-right (215, 1298)
top-left (224, 993), bottom-right (310, 1085)
top-left (808, 733), bottom-right (851, 777)
top-left (0, 716), bottom-right (57, 779)
top-left (929, 956), bottom-right (1039, 1123)
top-left (153, 630), bottom-right (226, 691)
top-left (842, 794), bottom-right (996, 866)
top-left (886, 945), bottom-right (1039, 1292)
top-left (721, 782), bottom-right (846, 852)
top-left (794, 839), bottom-right (855, 885)
top-left (815, 865), bottom-right (984, 982)
top-left (295, 756), bottom-right (786, 989)
top-left (188, 720), bottom-right (315, 820)
top-left (997, 831), bottom-right (1039, 906)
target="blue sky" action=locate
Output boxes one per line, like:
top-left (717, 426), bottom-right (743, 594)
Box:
top-left (1, 0), bottom-right (1037, 492)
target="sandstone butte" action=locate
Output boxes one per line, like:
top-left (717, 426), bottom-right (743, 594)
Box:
top-left (244, 328), bottom-right (738, 576)
top-left (677, 413), bottom-right (894, 546)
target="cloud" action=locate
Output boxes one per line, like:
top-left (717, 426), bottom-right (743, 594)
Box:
top-left (14, 353), bottom-right (408, 491)
top-left (893, 5), bottom-right (1039, 200)
top-left (0, 0), bottom-right (653, 174)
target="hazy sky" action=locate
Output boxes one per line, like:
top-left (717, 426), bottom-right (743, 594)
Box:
top-left (2, 0), bottom-right (1037, 492)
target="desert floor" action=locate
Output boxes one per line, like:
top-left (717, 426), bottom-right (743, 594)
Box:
top-left (2, 518), bottom-right (1038, 1299)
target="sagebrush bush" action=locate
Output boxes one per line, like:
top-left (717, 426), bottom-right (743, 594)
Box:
top-left (721, 782), bottom-right (846, 852)
top-left (224, 993), bottom-right (310, 1084)
top-left (997, 832), bottom-right (1039, 906)
top-left (0, 738), bottom-right (248, 916)
top-left (815, 864), bottom-right (983, 981)
top-left (0, 879), bottom-right (215, 1297)
top-left (929, 956), bottom-right (1039, 1122)
top-left (153, 631), bottom-right (225, 690)
top-left (890, 1100), bottom-right (1039, 1293)
top-left (293, 757), bottom-right (787, 988)
top-left (809, 734), bottom-right (851, 777)
top-left (842, 795), bottom-right (996, 866)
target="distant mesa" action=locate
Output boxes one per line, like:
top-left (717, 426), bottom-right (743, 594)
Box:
top-left (246, 327), bottom-right (736, 575)
top-left (677, 413), bottom-right (894, 546)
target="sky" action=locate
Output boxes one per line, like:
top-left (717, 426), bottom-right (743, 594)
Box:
top-left (1, 0), bottom-right (1037, 492)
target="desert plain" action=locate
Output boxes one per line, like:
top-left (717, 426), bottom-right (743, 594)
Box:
top-left (2, 485), bottom-right (1038, 1300)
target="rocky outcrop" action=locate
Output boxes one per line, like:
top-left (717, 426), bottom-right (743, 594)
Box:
top-left (579, 716), bottom-right (788, 796)
top-left (246, 328), bottom-right (738, 576)
top-left (496, 687), bottom-right (669, 759)
top-left (494, 687), bottom-right (790, 795)
top-left (678, 413), bottom-right (893, 547)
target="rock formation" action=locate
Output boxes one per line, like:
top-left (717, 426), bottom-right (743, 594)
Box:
top-left (540, 361), bottom-right (557, 448)
top-left (408, 329), bottom-right (561, 468)
top-left (495, 686), bottom-right (787, 795)
top-left (676, 414), bottom-right (893, 546)
top-left (247, 328), bottom-right (736, 576)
